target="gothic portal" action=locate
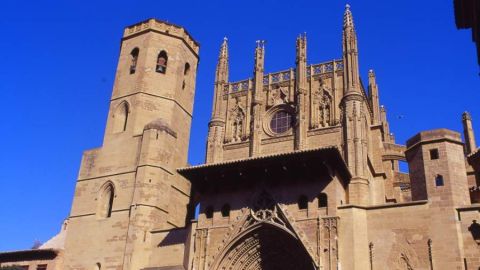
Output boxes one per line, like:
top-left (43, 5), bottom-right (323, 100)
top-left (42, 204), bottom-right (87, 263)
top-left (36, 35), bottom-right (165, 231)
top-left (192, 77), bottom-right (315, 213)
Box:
top-left (211, 192), bottom-right (316, 270)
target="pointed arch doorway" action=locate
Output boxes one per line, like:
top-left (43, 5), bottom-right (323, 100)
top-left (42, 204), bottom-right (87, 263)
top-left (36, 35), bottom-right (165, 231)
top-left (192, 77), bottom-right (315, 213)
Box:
top-left (213, 222), bottom-right (316, 270)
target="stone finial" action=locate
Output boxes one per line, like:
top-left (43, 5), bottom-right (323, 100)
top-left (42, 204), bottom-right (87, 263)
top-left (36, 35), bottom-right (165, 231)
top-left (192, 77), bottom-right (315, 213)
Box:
top-left (296, 33), bottom-right (307, 52)
top-left (219, 37), bottom-right (229, 60)
top-left (462, 111), bottom-right (477, 154)
top-left (215, 37), bottom-right (229, 83)
top-left (463, 111), bottom-right (472, 121)
top-left (368, 69), bottom-right (377, 85)
top-left (343, 4), bottom-right (355, 29)
top-left (254, 40), bottom-right (265, 67)
top-left (256, 40), bottom-right (265, 49)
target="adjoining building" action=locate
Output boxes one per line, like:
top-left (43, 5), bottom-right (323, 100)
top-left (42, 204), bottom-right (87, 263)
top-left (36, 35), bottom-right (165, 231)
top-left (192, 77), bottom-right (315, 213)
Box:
top-left (3, 5), bottom-right (480, 270)
top-left (454, 0), bottom-right (480, 66)
top-left (0, 221), bottom-right (67, 270)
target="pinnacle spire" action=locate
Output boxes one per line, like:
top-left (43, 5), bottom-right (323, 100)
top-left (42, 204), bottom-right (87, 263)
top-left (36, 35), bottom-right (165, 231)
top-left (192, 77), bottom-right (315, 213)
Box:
top-left (296, 33), bottom-right (307, 62)
top-left (219, 37), bottom-right (229, 60)
top-left (256, 40), bottom-right (266, 49)
top-left (215, 37), bottom-right (229, 83)
top-left (462, 111), bottom-right (477, 154)
top-left (343, 4), bottom-right (355, 30)
top-left (342, 3), bottom-right (359, 93)
top-left (254, 40), bottom-right (265, 71)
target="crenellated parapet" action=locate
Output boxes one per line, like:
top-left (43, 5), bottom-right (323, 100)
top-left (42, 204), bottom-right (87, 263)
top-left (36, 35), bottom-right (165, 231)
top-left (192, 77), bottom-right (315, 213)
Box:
top-left (123, 18), bottom-right (200, 56)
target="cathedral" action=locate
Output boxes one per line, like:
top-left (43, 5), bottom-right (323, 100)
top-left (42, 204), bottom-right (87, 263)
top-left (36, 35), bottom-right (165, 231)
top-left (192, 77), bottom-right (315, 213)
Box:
top-left (2, 5), bottom-right (480, 270)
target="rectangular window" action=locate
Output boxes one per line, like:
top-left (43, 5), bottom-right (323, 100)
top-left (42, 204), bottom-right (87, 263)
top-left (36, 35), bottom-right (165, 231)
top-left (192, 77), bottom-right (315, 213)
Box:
top-left (19, 266), bottom-right (29, 270)
top-left (435, 175), bottom-right (444, 187)
top-left (36, 264), bottom-right (47, 270)
top-left (430, 149), bottom-right (439, 160)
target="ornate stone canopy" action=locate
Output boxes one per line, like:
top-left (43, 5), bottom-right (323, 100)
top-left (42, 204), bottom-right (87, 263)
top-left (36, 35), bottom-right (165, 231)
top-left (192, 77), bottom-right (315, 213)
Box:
top-left (178, 147), bottom-right (351, 192)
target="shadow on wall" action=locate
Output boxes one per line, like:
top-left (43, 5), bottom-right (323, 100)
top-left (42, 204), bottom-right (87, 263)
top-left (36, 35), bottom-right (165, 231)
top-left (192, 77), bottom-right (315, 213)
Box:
top-left (158, 228), bottom-right (188, 247)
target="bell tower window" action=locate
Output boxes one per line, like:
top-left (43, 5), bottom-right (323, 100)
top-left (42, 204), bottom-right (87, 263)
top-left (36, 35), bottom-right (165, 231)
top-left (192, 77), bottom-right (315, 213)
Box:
top-left (129, 48), bottom-right (139, 74)
top-left (221, 204), bottom-right (230, 217)
top-left (205, 206), bottom-right (214, 219)
top-left (182, 62), bottom-right (191, 90)
top-left (318, 193), bottom-right (328, 208)
top-left (156, 51), bottom-right (168, 74)
top-left (184, 62), bottom-right (191, 75)
top-left (298, 195), bottom-right (308, 210)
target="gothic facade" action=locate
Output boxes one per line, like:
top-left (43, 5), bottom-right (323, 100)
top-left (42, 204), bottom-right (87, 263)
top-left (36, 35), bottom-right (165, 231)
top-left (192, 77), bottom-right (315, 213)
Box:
top-left (2, 5), bottom-right (480, 270)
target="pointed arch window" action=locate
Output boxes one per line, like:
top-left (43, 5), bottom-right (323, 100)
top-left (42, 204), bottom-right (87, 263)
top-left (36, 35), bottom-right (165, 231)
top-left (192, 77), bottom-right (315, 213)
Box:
top-left (112, 101), bottom-right (129, 133)
top-left (298, 195), bottom-right (308, 210)
top-left (97, 183), bottom-right (114, 218)
top-left (94, 263), bottom-right (101, 270)
top-left (156, 51), bottom-right (168, 74)
top-left (221, 204), bottom-right (230, 217)
top-left (129, 48), bottom-right (139, 74)
top-left (318, 193), bottom-right (328, 208)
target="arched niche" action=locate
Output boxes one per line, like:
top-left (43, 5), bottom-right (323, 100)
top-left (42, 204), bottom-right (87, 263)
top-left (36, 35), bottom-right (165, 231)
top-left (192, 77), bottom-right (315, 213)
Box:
top-left (97, 182), bottom-right (115, 218)
top-left (112, 101), bottom-right (129, 133)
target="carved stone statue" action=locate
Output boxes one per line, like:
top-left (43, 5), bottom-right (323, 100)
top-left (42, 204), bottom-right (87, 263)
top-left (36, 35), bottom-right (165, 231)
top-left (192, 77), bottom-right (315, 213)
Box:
top-left (269, 86), bottom-right (289, 107)
top-left (229, 97), bottom-right (246, 142)
top-left (311, 79), bottom-right (332, 128)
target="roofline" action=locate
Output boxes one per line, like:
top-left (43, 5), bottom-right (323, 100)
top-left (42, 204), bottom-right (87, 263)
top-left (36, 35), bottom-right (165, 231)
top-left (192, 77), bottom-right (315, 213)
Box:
top-left (178, 146), bottom-right (351, 179)
top-left (179, 146), bottom-right (333, 171)
top-left (0, 248), bottom-right (59, 263)
top-left (0, 248), bottom-right (59, 256)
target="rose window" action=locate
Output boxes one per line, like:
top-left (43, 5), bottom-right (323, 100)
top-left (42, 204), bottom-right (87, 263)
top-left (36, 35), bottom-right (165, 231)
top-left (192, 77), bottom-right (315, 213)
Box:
top-left (269, 111), bottom-right (293, 134)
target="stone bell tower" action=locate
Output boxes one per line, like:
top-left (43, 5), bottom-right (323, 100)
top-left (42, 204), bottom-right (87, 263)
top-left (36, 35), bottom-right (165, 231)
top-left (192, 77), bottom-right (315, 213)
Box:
top-left (63, 19), bottom-right (199, 270)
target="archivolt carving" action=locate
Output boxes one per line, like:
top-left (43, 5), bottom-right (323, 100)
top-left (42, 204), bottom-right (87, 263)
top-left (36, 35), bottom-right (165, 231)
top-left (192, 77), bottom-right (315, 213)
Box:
top-left (210, 191), bottom-right (318, 270)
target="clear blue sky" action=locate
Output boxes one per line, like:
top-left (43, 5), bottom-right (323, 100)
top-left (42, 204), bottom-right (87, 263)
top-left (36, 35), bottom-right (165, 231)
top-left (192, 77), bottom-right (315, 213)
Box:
top-left (0, 0), bottom-right (479, 251)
